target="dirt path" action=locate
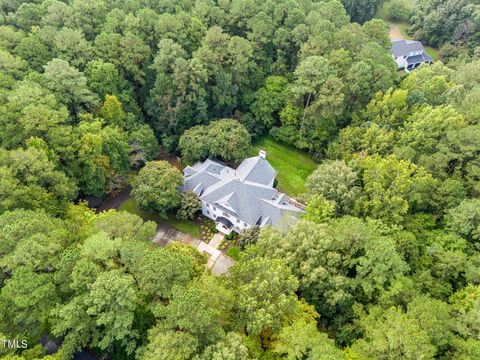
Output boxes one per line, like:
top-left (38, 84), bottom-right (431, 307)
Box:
top-left (156, 146), bottom-right (183, 171)
top-left (96, 186), bottom-right (132, 213)
top-left (389, 22), bottom-right (403, 40)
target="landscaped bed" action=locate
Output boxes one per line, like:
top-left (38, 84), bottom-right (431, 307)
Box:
top-left (249, 136), bottom-right (317, 197)
top-left (197, 216), bottom-right (217, 243)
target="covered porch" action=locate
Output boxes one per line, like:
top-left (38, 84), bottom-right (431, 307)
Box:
top-left (215, 216), bottom-right (234, 235)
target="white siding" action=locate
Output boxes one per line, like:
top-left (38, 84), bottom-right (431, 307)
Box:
top-left (202, 201), bottom-right (252, 233)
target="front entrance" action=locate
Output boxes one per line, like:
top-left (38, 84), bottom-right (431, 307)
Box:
top-left (215, 216), bottom-right (234, 235)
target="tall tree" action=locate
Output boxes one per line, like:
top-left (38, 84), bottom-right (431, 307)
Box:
top-left (131, 161), bottom-right (183, 216)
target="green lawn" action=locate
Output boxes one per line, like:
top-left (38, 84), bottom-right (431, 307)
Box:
top-left (249, 136), bottom-right (317, 197)
top-left (120, 198), bottom-right (200, 238)
top-left (225, 246), bottom-right (241, 261)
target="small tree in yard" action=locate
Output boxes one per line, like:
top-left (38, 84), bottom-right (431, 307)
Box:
top-left (238, 225), bottom-right (260, 250)
top-left (177, 190), bottom-right (201, 220)
top-left (131, 161), bottom-right (183, 217)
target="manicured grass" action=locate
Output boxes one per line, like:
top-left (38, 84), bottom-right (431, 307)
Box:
top-left (225, 246), bottom-right (241, 261)
top-left (249, 136), bottom-right (317, 197)
top-left (120, 198), bottom-right (200, 238)
top-left (424, 46), bottom-right (439, 61)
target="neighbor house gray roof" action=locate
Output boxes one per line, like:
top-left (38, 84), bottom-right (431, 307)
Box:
top-left (406, 53), bottom-right (432, 64)
top-left (182, 153), bottom-right (303, 228)
top-left (390, 39), bottom-right (424, 57)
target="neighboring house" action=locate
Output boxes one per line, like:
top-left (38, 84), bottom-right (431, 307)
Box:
top-left (390, 39), bottom-right (432, 71)
top-left (182, 150), bottom-right (305, 234)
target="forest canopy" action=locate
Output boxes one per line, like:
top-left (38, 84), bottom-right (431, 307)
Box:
top-left (0, 0), bottom-right (479, 359)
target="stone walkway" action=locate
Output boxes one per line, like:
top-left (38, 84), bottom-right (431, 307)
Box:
top-left (153, 227), bottom-right (235, 275)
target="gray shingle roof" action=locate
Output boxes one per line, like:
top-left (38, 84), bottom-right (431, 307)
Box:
top-left (390, 39), bottom-right (424, 57)
top-left (236, 156), bottom-right (276, 185)
top-left (183, 169), bottom-right (221, 195)
top-left (201, 179), bottom-right (278, 225)
top-left (407, 53), bottom-right (432, 64)
top-left (182, 155), bottom-right (303, 228)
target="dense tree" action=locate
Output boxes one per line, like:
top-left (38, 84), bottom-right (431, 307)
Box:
top-left (251, 76), bottom-right (289, 127)
top-left (445, 199), bottom-right (480, 242)
top-left (238, 225), bottom-right (261, 250)
top-left (409, 0), bottom-right (480, 49)
top-left (177, 190), bottom-right (201, 220)
top-left (256, 217), bottom-right (408, 343)
top-left (354, 155), bottom-right (436, 224)
top-left (228, 257), bottom-right (299, 337)
top-left (349, 306), bottom-right (436, 359)
top-left (179, 119), bottom-right (251, 163)
top-left (131, 161), bottom-right (183, 216)
top-left (303, 195), bottom-right (337, 223)
top-left (1, 0), bottom-right (480, 358)
top-left (0, 80), bottom-right (69, 149)
top-left (43, 59), bottom-right (99, 116)
top-left (342, 0), bottom-right (384, 23)
top-left (306, 160), bottom-right (360, 214)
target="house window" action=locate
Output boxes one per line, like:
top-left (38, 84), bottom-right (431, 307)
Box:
top-left (403, 55), bottom-right (407, 59)
top-left (243, 223), bottom-right (248, 227)
top-left (206, 210), bottom-right (210, 215)
top-left (236, 219), bottom-right (240, 223)
top-left (223, 212), bottom-right (229, 218)
top-left (206, 203), bottom-right (209, 208)
top-left (213, 206), bottom-right (216, 211)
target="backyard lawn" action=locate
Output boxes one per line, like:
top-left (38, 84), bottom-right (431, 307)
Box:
top-left (249, 136), bottom-right (317, 197)
top-left (120, 197), bottom-right (200, 238)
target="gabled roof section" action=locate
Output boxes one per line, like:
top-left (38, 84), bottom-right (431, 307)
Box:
top-left (236, 156), bottom-right (276, 185)
top-left (201, 179), bottom-right (277, 225)
top-left (214, 192), bottom-right (239, 214)
top-left (183, 170), bottom-right (221, 195)
top-left (406, 53), bottom-right (432, 64)
top-left (260, 199), bottom-right (302, 230)
top-left (390, 39), bottom-right (424, 57)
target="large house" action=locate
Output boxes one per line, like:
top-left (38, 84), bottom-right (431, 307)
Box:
top-left (390, 39), bottom-right (432, 71)
top-left (182, 151), bottom-right (304, 234)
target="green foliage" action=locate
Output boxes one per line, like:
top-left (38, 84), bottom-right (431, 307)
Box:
top-left (445, 199), bottom-right (480, 242)
top-left (354, 155), bottom-right (436, 224)
top-left (349, 306), bottom-right (436, 359)
top-left (179, 119), bottom-right (251, 163)
top-left (225, 246), bottom-right (241, 261)
top-left (306, 160), bottom-right (360, 214)
top-left (177, 190), bottom-right (201, 220)
top-left (238, 226), bottom-right (261, 250)
top-left (409, 0), bottom-right (480, 49)
top-left (379, 0), bottom-right (415, 22)
top-left (131, 161), bottom-right (183, 216)
top-left (342, 0), bottom-right (385, 23)
top-left (1, 0), bottom-right (479, 358)
top-left (129, 125), bottom-right (159, 164)
top-left (304, 195), bottom-right (336, 223)
top-left (229, 257), bottom-right (299, 337)
top-left (251, 76), bottom-right (289, 127)
top-left (256, 217), bottom-right (408, 344)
